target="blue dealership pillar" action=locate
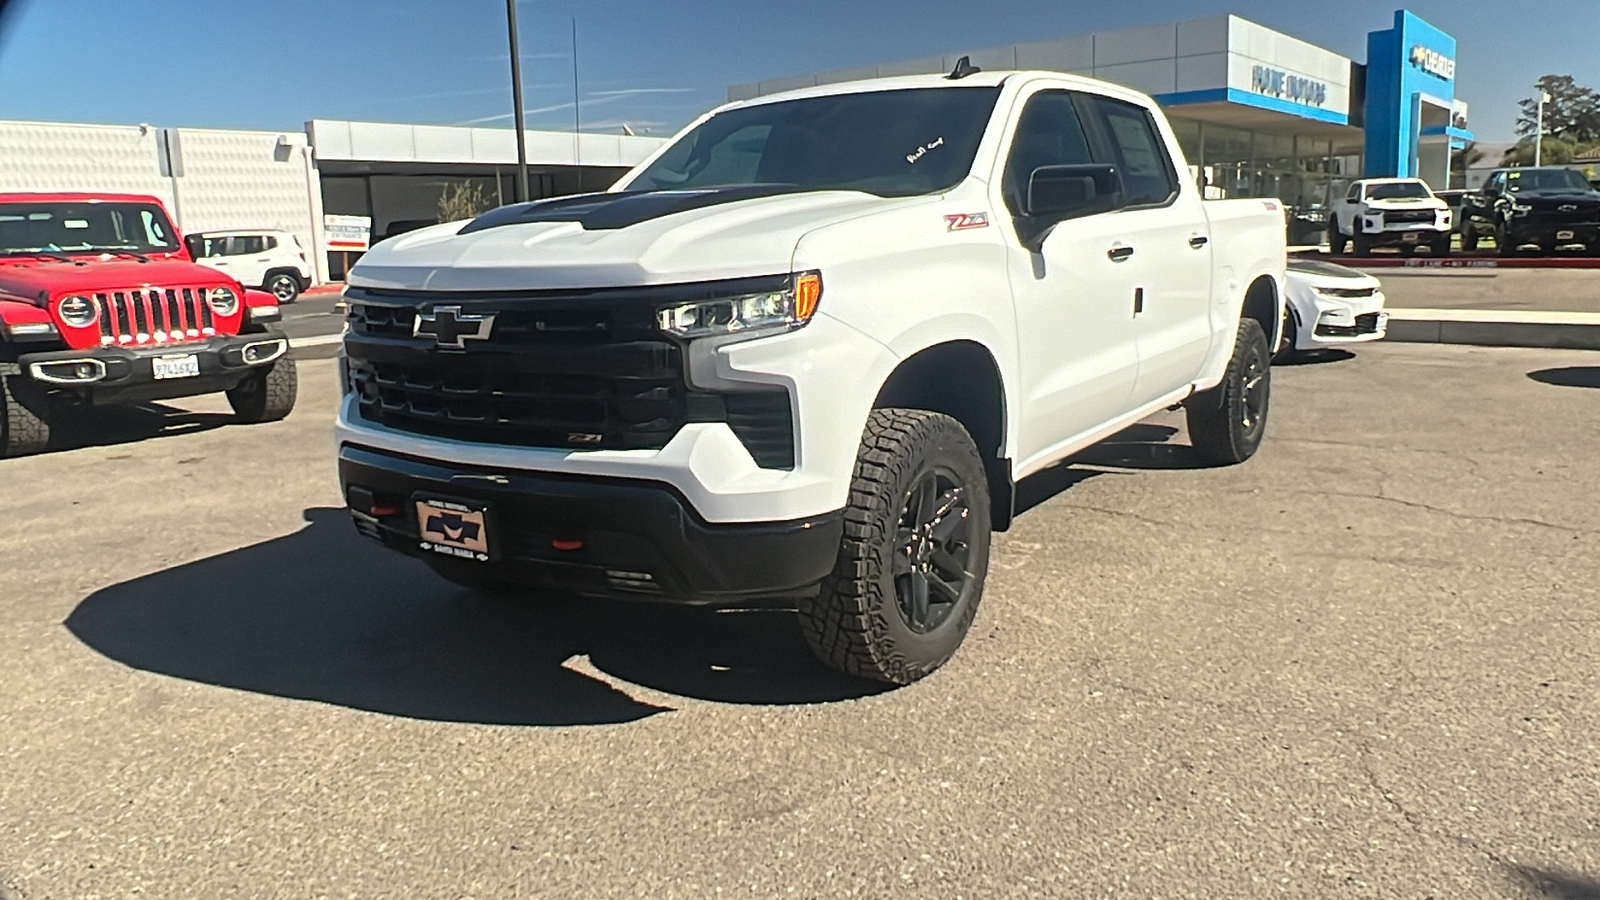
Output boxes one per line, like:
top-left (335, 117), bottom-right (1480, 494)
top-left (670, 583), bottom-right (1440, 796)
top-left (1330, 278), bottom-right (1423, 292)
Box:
top-left (1364, 10), bottom-right (1471, 181)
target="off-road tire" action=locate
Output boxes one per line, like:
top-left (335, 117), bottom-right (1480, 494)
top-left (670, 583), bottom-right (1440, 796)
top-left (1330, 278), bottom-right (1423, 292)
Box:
top-left (1352, 233), bottom-right (1373, 257)
top-left (1496, 221), bottom-right (1518, 257)
top-left (1272, 307), bottom-right (1299, 365)
top-left (266, 272), bottom-right (301, 304)
top-left (1461, 225), bottom-right (1479, 252)
top-left (798, 409), bottom-right (991, 685)
top-left (227, 358), bottom-right (298, 423)
top-left (0, 373), bottom-right (51, 457)
top-left (1328, 226), bottom-right (1348, 256)
top-left (1432, 234), bottom-right (1452, 256)
top-left (1186, 319), bottom-right (1271, 466)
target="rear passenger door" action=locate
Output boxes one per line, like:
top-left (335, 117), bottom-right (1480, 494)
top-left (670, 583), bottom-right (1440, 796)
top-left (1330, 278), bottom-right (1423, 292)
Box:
top-left (1079, 94), bottom-right (1214, 406)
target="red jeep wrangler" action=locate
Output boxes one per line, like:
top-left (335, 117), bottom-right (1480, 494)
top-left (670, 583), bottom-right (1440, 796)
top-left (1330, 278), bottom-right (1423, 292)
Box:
top-left (0, 192), bottom-right (297, 456)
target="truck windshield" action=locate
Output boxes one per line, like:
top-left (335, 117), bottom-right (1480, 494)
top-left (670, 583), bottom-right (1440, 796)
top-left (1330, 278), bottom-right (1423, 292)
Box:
top-left (1365, 182), bottom-right (1433, 200)
top-left (626, 87), bottom-right (1002, 198)
top-left (1505, 169), bottom-right (1593, 192)
top-left (0, 202), bottom-right (181, 256)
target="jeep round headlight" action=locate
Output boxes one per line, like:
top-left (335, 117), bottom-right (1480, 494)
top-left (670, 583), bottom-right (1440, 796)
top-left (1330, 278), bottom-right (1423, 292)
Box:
top-left (208, 286), bottom-right (240, 316)
top-left (656, 271), bottom-right (822, 339)
top-left (58, 295), bottom-right (97, 328)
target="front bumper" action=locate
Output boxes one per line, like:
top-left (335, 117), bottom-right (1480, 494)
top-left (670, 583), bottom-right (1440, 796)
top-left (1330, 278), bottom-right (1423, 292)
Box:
top-left (1504, 221), bottom-right (1600, 248)
top-left (339, 444), bottom-right (845, 603)
top-left (15, 332), bottom-right (288, 403)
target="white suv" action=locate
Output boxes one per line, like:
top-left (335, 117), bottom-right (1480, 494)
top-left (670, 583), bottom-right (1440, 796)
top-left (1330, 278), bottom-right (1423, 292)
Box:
top-left (188, 229), bottom-right (312, 302)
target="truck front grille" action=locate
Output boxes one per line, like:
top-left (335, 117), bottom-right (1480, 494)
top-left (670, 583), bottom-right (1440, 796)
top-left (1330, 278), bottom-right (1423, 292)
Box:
top-left (93, 287), bottom-right (214, 346)
top-left (1383, 210), bottom-right (1435, 224)
top-left (344, 281), bottom-right (798, 467)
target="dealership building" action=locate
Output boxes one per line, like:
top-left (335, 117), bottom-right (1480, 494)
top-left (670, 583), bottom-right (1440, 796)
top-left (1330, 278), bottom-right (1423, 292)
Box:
top-left (731, 8), bottom-right (1472, 233)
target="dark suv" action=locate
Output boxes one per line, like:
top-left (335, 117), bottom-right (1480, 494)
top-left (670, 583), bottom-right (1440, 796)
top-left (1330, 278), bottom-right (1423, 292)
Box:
top-left (1462, 168), bottom-right (1600, 256)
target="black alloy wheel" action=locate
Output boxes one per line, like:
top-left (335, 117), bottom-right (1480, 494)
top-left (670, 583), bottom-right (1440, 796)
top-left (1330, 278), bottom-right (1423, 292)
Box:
top-left (892, 467), bottom-right (973, 635)
top-left (1240, 342), bottom-right (1269, 435)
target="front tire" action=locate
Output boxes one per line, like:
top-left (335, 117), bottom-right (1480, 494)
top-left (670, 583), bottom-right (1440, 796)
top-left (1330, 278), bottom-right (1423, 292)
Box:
top-left (1328, 225), bottom-right (1348, 256)
top-left (0, 374), bottom-right (52, 457)
top-left (798, 409), bottom-right (991, 685)
top-left (1461, 224), bottom-right (1479, 252)
top-left (1272, 307), bottom-right (1300, 364)
top-left (1186, 319), bottom-right (1271, 465)
top-left (1352, 233), bottom-right (1373, 257)
top-left (1433, 234), bottom-right (1452, 256)
top-left (266, 272), bottom-right (301, 304)
top-left (227, 358), bottom-right (298, 423)
top-left (1496, 221), bottom-right (1518, 257)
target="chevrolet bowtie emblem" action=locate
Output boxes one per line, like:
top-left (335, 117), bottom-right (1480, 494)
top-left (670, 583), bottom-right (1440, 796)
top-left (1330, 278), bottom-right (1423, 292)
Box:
top-left (414, 305), bottom-right (495, 348)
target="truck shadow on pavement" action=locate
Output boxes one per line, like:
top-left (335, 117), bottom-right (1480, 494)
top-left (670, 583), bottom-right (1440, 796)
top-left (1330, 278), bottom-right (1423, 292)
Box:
top-left (47, 402), bottom-right (235, 453)
top-left (1528, 367), bottom-right (1600, 389)
top-left (65, 508), bottom-right (889, 728)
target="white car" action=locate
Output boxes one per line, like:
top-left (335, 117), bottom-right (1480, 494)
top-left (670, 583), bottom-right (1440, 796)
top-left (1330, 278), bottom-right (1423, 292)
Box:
top-left (187, 229), bottom-right (312, 303)
top-left (1327, 178), bottom-right (1451, 257)
top-left (335, 65), bottom-right (1286, 684)
top-left (1277, 258), bottom-right (1388, 361)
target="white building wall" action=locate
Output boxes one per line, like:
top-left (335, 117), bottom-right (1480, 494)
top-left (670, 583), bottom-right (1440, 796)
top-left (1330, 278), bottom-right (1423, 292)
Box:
top-left (305, 120), bottom-right (668, 167)
top-left (0, 120), bottom-right (174, 205)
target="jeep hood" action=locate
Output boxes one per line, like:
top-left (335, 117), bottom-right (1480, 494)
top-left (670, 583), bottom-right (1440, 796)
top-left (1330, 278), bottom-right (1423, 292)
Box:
top-left (0, 257), bottom-right (233, 304)
top-left (348, 188), bottom-right (929, 292)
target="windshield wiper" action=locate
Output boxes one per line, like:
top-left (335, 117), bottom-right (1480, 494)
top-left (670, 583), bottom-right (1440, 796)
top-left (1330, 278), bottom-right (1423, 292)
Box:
top-left (97, 249), bottom-right (151, 263)
top-left (3, 249), bottom-right (79, 264)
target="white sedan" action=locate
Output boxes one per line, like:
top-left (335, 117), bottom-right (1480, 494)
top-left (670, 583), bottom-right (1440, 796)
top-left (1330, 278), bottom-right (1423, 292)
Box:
top-left (1277, 258), bottom-right (1389, 362)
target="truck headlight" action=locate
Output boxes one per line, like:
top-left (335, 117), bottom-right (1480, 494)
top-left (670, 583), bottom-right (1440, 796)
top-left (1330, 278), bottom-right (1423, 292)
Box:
top-left (656, 271), bottom-right (821, 339)
top-left (208, 286), bottom-right (240, 316)
top-left (58, 295), bottom-right (97, 327)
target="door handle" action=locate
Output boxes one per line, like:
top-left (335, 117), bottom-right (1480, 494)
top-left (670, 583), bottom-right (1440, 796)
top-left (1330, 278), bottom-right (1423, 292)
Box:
top-left (1188, 234), bottom-right (1209, 249)
top-left (1107, 245), bottom-right (1134, 262)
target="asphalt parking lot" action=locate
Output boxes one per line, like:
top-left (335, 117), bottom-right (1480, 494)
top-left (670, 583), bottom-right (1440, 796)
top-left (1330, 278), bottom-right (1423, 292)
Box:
top-left (2, 342), bottom-right (1598, 899)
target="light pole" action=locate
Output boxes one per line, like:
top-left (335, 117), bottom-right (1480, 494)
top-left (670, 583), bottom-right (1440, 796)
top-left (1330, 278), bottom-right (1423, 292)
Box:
top-left (506, 0), bottom-right (530, 203)
top-left (1535, 89), bottom-right (1550, 166)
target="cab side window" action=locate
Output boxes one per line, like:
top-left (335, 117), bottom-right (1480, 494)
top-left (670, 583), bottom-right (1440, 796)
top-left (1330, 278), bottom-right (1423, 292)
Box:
top-left (1001, 91), bottom-right (1093, 217)
top-left (1088, 97), bottom-right (1178, 206)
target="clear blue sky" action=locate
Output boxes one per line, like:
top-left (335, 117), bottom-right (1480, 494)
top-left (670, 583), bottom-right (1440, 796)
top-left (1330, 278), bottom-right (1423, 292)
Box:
top-left (0, 0), bottom-right (1595, 144)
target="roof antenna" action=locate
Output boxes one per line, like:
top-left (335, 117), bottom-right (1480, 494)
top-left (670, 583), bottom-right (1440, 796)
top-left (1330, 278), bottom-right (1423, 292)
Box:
top-left (947, 55), bottom-right (981, 80)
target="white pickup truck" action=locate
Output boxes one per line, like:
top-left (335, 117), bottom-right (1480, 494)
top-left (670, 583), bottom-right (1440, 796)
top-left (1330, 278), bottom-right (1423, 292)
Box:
top-left (336, 63), bottom-right (1286, 684)
top-left (1327, 177), bottom-right (1452, 257)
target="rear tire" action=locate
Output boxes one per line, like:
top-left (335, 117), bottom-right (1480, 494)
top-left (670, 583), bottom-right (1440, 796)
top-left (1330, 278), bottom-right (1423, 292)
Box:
top-left (266, 272), bottom-right (301, 304)
top-left (1186, 319), bottom-right (1271, 466)
top-left (1328, 225), bottom-right (1348, 256)
top-left (0, 374), bottom-right (51, 457)
top-left (798, 409), bottom-right (991, 685)
top-left (227, 358), bottom-right (298, 423)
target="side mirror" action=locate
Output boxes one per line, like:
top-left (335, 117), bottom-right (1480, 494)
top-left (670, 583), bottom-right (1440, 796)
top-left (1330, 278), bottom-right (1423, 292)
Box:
top-left (1026, 164), bottom-right (1125, 221)
top-left (183, 234), bottom-right (204, 259)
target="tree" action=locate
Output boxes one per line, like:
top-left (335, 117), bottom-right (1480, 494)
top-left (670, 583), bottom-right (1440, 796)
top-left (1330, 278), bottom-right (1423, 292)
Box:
top-left (437, 181), bottom-right (492, 223)
top-left (1501, 135), bottom-right (1579, 167)
top-left (1451, 141), bottom-right (1485, 178)
top-left (1515, 75), bottom-right (1600, 144)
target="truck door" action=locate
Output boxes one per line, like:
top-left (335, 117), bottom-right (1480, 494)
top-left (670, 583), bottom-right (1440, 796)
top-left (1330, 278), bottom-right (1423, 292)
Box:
top-left (1079, 95), bottom-right (1214, 406)
top-left (999, 89), bottom-right (1140, 469)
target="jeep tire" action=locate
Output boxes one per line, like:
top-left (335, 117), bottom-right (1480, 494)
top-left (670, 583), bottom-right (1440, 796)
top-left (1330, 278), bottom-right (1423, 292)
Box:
top-left (0, 374), bottom-right (51, 457)
top-left (227, 358), bottom-right (298, 423)
top-left (266, 272), bottom-right (301, 304)
top-left (1186, 319), bottom-right (1271, 466)
top-left (799, 409), bottom-right (991, 685)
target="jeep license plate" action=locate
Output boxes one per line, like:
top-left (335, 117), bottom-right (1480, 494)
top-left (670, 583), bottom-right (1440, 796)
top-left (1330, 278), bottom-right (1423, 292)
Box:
top-left (152, 354), bottom-right (200, 380)
top-left (415, 498), bottom-right (492, 562)
top-left (1557, 230), bottom-right (1576, 241)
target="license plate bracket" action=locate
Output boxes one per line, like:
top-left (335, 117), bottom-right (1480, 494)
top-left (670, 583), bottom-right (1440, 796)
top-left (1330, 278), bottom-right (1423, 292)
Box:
top-left (1401, 232), bottom-right (1420, 243)
top-left (1557, 230), bottom-right (1576, 241)
top-left (415, 496), bottom-right (493, 562)
top-left (152, 354), bottom-right (200, 380)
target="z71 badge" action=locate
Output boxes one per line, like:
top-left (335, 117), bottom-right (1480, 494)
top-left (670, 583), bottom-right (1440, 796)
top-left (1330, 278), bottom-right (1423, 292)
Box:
top-left (945, 212), bottom-right (990, 232)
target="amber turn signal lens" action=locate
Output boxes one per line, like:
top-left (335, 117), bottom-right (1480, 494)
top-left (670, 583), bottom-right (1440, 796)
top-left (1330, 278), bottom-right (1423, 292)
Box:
top-left (794, 271), bottom-right (822, 321)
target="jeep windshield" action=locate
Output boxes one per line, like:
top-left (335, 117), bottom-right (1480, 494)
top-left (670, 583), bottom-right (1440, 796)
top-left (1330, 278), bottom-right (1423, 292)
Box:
top-left (1366, 182), bottom-right (1433, 200)
top-left (625, 87), bottom-right (1002, 198)
top-left (1505, 169), bottom-right (1593, 192)
top-left (0, 202), bottom-right (181, 256)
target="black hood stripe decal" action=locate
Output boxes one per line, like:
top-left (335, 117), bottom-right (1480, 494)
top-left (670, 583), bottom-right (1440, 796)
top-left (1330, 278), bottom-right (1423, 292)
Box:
top-left (457, 184), bottom-right (813, 234)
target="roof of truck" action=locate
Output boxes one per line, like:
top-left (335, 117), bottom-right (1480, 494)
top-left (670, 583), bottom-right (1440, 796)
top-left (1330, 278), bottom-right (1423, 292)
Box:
top-left (0, 192), bottom-right (167, 205)
top-left (726, 69), bottom-right (1150, 110)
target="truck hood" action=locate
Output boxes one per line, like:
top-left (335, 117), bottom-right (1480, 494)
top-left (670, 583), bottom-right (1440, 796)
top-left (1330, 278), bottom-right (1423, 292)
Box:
top-left (349, 188), bottom-right (927, 291)
top-left (1363, 197), bottom-right (1447, 211)
top-left (1509, 190), bottom-right (1600, 206)
top-left (0, 256), bottom-right (232, 303)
